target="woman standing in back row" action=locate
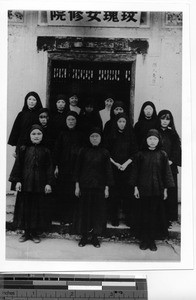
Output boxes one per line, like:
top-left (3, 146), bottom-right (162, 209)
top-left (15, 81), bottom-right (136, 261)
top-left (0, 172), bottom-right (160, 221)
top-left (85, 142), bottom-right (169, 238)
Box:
top-left (134, 101), bottom-right (158, 149)
top-left (8, 91), bottom-right (43, 156)
top-left (156, 110), bottom-right (181, 223)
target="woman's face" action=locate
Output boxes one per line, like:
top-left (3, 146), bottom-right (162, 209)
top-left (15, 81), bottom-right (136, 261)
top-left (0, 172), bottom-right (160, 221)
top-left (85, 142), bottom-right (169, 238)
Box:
top-left (85, 105), bottom-right (94, 113)
top-left (144, 105), bottom-right (154, 118)
top-left (56, 99), bottom-right (66, 112)
top-left (66, 115), bottom-right (77, 129)
top-left (113, 107), bottom-right (124, 115)
top-left (30, 129), bottom-right (43, 144)
top-left (105, 98), bottom-right (114, 109)
top-left (147, 136), bottom-right (159, 149)
top-left (90, 133), bottom-right (101, 146)
top-left (69, 95), bottom-right (78, 106)
top-left (39, 112), bottom-right (48, 127)
top-left (160, 115), bottom-right (171, 129)
top-left (117, 117), bottom-right (126, 131)
top-left (27, 96), bottom-right (37, 109)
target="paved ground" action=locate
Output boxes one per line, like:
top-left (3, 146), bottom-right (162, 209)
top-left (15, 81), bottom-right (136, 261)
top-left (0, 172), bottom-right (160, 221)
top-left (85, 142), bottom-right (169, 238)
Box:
top-left (6, 194), bottom-right (181, 261)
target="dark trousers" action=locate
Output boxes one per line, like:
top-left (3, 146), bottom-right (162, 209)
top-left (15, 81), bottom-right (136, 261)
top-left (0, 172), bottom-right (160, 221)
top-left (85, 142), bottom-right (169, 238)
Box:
top-left (165, 173), bottom-right (178, 222)
top-left (109, 182), bottom-right (133, 224)
top-left (139, 195), bottom-right (168, 242)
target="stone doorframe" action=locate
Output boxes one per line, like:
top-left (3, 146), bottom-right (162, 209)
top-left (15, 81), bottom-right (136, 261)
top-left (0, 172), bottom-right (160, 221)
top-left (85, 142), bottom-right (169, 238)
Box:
top-left (37, 36), bottom-right (149, 121)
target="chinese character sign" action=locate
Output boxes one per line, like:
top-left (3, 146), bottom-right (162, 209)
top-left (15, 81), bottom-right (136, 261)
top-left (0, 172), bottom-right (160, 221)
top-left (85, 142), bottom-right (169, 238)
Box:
top-left (47, 11), bottom-right (141, 27)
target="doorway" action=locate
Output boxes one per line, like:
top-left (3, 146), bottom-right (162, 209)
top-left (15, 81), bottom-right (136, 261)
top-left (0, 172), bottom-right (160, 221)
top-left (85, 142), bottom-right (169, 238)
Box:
top-left (48, 59), bottom-right (135, 120)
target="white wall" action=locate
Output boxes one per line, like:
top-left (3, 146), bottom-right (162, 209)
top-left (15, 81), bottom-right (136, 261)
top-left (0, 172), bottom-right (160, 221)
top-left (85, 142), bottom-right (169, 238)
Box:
top-left (7, 11), bottom-right (182, 192)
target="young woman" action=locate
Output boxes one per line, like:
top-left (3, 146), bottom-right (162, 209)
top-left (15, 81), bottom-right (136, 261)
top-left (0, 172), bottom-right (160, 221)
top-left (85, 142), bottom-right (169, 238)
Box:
top-left (99, 94), bottom-right (114, 130)
top-left (9, 124), bottom-right (54, 243)
top-left (156, 110), bottom-right (181, 223)
top-left (134, 101), bottom-right (158, 149)
top-left (68, 92), bottom-right (81, 115)
top-left (103, 100), bottom-right (126, 142)
top-left (51, 94), bottom-right (68, 142)
top-left (8, 91), bottom-right (43, 156)
top-left (79, 98), bottom-right (102, 143)
top-left (37, 108), bottom-right (55, 152)
top-left (54, 111), bottom-right (83, 224)
top-left (130, 129), bottom-right (175, 251)
top-left (104, 113), bottom-right (138, 227)
top-left (74, 127), bottom-right (113, 247)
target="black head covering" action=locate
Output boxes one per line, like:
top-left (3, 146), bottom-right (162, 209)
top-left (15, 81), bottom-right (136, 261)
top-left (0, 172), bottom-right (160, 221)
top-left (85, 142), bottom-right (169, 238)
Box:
top-left (114, 112), bottom-right (129, 130)
top-left (30, 124), bottom-right (44, 134)
top-left (89, 126), bottom-right (102, 137)
top-left (138, 101), bottom-right (157, 121)
top-left (22, 91), bottom-right (43, 111)
top-left (157, 109), bottom-right (176, 131)
top-left (142, 128), bottom-right (162, 150)
top-left (110, 101), bottom-right (126, 120)
top-left (56, 94), bottom-right (67, 103)
top-left (146, 128), bottom-right (160, 139)
top-left (65, 110), bottom-right (78, 120)
top-left (38, 108), bottom-right (49, 116)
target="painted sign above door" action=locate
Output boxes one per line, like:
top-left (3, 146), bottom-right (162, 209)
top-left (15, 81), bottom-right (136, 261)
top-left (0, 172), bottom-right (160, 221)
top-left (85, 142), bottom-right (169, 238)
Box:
top-left (47, 11), bottom-right (141, 27)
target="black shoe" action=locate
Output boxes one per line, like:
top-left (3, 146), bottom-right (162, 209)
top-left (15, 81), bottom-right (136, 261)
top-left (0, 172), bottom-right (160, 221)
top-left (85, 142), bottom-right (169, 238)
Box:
top-left (19, 233), bottom-right (30, 243)
top-left (31, 235), bottom-right (41, 243)
top-left (91, 236), bottom-right (100, 248)
top-left (139, 241), bottom-right (148, 250)
top-left (78, 236), bottom-right (87, 247)
top-left (149, 241), bottom-right (157, 251)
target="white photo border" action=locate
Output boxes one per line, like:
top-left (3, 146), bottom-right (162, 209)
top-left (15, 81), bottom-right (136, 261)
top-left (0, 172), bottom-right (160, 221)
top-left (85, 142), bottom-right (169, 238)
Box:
top-left (0, 0), bottom-right (193, 272)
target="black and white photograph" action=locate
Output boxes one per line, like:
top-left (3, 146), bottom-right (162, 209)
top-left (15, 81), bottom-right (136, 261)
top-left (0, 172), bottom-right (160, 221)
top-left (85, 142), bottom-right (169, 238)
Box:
top-left (1, 1), bottom-right (192, 270)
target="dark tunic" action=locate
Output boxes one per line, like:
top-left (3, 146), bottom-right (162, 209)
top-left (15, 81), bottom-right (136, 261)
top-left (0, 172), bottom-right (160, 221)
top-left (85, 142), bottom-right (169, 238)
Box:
top-left (41, 123), bottom-right (55, 154)
top-left (50, 111), bottom-right (67, 142)
top-left (8, 110), bottom-right (40, 151)
top-left (134, 118), bottom-right (157, 149)
top-left (130, 150), bottom-right (175, 196)
top-left (9, 144), bottom-right (54, 231)
top-left (104, 127), bottom-right (138, 225)
top-left (130, 149), bottom-right (175, 240)
top-left (73, 146), bottom-right (113, 235)
top-left (158, 128), bottom-right (181, 221)
top-left (53, 128), bottom-right (83, 223)
top-left (79, 111), bottom-right (102, 144)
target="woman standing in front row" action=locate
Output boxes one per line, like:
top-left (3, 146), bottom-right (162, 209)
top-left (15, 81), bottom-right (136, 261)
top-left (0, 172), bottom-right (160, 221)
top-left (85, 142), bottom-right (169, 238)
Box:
top-left (104, 113), bottom-right (138, 227)
top-left (74, 127), bottom-right (113, 248)
top-left (130, 129), bottom-right (175, 251)
top-left (54, 111), bottom-right (83, 224)
top-left (156, 110), bottom-right (181, 224)
top-left (9, 124), bottom-right (54, 243)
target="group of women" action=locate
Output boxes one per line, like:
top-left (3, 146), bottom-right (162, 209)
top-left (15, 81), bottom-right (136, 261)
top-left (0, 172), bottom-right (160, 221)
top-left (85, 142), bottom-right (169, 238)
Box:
top-left (8, 91), bottom-right (181, 251)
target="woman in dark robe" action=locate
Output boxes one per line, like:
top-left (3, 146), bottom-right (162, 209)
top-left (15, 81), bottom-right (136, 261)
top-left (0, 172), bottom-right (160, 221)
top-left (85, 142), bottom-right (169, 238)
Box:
top-left (104, 113), bottom-right (138, 227)
top-left (74, 127), bottom-right (113, 247)
top-left (9, 124), bottom-right (54, 243)
top-left (37, 108), bottom-right (55, 153)
top-left (130, 129), bottom-right (175, 251)
top-left (103, 100), bottom-right (126, 142)
top-left (8, 91), bottom-right (43, 156)
top-left (53, 111), bottom-right (83, 224)
top-left (50, 94), bottom-right (69, 142)
top-left (79, 98), bottom-right (102, 145)
top-left (134, 101), bottom-right (158, 149)
top-left (156, 110), bottom-right (181, 223)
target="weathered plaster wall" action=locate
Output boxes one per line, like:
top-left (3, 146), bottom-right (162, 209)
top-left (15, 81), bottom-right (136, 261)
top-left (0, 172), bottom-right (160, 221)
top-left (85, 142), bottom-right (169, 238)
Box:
top-left (7, 11), bottom-right (182, 193)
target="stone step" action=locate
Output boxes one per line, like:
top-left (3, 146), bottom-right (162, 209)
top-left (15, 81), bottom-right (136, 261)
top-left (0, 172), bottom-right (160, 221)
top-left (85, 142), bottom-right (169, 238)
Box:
top-left (6, 194), bottom-right (181, 242)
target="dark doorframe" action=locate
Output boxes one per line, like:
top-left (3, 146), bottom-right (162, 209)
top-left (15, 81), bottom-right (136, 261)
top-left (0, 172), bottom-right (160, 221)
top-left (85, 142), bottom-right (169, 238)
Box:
top-left (38, 36), bottom-right (149, 123)
top-left (47, 52), bottom-right (136, 123)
